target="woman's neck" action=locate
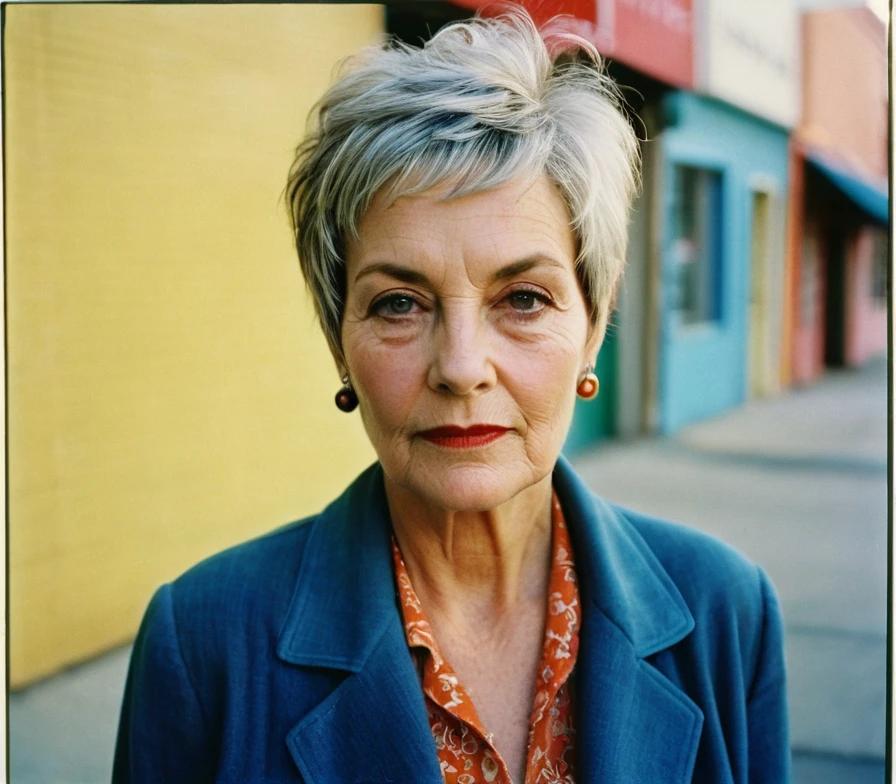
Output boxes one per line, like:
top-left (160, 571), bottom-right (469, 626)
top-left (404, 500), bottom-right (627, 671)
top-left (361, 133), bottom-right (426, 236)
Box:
top-left (385, 473), bottom-right (553, 629)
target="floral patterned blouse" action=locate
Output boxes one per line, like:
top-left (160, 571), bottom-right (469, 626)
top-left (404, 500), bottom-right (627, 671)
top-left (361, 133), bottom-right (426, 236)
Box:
top-left (390, 490), bottom-right (581, 784)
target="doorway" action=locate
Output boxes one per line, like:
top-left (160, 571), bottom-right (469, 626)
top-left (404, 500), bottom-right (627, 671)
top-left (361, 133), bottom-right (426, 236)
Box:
top-left (748, 190), bottom-right (772, 397)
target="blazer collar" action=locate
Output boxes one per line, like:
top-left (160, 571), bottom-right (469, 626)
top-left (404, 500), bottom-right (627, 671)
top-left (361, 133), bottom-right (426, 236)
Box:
top-left (552, 454), bottom-right (695, 655)
top-left (552, 458), bottom-right (702, 782)
top-left (276, 462), bottom-right (397, 672)
top-left (276, 456), bottom-right (694, 670)
top-left (278, 457), bottom-right (702, 784)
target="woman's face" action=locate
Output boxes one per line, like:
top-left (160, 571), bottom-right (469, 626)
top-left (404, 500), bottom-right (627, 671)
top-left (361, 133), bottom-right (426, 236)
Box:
top-left (342, 174), bottom-right (599, 512)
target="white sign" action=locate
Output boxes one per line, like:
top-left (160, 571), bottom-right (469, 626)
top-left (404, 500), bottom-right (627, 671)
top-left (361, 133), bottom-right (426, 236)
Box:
top-left (697, 0), bottom-right (799, 127)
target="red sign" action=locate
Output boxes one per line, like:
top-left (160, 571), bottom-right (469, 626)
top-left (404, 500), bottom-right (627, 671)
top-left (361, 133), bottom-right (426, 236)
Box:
top-left (611, 0), bottom-right (693, 87)
top-left (452, 0), bottom-right (693, 89)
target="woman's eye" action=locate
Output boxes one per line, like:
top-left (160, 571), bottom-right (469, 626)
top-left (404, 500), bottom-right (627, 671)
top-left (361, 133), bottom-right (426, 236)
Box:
top-left (507, 290), bottom-right (548, 313)
top-left (372, 293), bottom-right (419, 318)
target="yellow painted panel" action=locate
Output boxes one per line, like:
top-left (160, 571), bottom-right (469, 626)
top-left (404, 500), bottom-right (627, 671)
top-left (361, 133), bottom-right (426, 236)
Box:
top-left (7, 4), bottom-right (383, 687)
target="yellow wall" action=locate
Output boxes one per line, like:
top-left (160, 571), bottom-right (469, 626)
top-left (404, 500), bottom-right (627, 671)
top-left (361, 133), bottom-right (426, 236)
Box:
top-left (6, 4), bottom-right (382, 688)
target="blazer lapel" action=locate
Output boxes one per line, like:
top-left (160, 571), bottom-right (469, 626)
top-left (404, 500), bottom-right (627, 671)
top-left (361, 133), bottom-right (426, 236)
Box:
top-left (576, 610), bottom-right (704, 782)
top-left (277, 459), bottom-right (703, 783)
top-left (553, 457), bottom-right (704, 783)
top-left (276, 464), bottom-right (442, 784)
top-left (285, 613), bottom-right (443, 784)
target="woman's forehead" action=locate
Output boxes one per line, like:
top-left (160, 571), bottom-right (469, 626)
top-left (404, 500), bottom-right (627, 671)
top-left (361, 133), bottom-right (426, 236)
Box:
top-left (346, 174), bottom-right (576, 277)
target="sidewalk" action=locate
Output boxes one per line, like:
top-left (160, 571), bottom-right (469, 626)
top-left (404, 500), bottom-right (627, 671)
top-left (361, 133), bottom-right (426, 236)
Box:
top-left (10, 358), bottom-right (887, 783)
top-left (571, 356), bottom-right (887, 781)
top-left (10, 647), bottom-right (131, 784)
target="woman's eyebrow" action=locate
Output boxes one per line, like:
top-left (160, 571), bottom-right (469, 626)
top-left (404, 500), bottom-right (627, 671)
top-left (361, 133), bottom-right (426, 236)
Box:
top-left (353, 262), bottom-right (430, 286)
top-left (353, 256), bottom-right (565, 286)
top-left (492, 256), bottom-right (566, 281)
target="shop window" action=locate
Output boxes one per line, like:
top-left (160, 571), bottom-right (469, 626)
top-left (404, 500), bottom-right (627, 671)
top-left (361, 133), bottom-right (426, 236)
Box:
top-left (870, 228), bottom-right (888, 303)
top-left (669, 165), bottom-right (723, 325)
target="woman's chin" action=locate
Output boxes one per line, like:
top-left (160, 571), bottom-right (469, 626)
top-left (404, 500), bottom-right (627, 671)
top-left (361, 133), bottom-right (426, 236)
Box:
top-left (398, 460), bottom-right (540, 513)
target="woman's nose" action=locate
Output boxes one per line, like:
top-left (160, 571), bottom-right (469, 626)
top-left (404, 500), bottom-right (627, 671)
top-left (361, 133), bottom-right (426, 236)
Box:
top-left (426, 305), bottom-right (497, 397)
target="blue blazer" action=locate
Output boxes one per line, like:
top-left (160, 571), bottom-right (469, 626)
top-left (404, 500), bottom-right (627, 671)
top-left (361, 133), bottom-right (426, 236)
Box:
top-left (114, 457), bottom-right (790, 783)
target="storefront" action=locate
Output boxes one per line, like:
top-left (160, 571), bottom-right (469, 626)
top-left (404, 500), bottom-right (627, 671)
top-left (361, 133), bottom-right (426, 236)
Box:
top-left (657, 95), bottom-right (791, 431)
top-left (655, 0), bottom-right (796, 432)
top-left (788, 7), bottom-right (888, 384)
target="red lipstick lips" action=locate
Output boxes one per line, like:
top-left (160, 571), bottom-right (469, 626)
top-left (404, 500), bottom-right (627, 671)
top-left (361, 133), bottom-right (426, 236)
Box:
top-left (419, 424), bottom-right (510, 449)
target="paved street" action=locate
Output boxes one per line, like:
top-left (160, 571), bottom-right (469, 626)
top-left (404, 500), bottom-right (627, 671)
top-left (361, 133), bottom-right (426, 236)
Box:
top-left (572, 356), bottom-right (888, 781)
top-left (10, 357), bottom-right (888, 783)
top-left (10, 646), bottom-right (131, 784)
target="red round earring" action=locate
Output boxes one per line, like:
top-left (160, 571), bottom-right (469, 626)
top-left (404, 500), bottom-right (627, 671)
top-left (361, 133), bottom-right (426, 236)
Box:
top-left (334, 375), bottom-right (358, 412)
top-left (576, 366), bottom-right (599, 400)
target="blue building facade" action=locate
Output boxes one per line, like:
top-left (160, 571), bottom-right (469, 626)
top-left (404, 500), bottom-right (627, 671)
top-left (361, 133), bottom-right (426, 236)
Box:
top-left (658, 92), bottom-right (790, 433)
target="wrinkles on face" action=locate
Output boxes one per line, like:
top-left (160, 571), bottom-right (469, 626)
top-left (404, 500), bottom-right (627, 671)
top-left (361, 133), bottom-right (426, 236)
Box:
top-left (341, 174), bottom-right (595, 515)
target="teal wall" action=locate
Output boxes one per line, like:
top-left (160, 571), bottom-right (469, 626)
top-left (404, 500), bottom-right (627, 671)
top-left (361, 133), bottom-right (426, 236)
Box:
top-left (659, 92), bottom-right (790, 433)
top-left (564, 324), bottom-right (617, 454)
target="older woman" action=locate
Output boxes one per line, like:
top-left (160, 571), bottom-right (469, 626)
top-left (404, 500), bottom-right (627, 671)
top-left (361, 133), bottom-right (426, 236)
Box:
top-left (114, 10), bottom-right (788, 784)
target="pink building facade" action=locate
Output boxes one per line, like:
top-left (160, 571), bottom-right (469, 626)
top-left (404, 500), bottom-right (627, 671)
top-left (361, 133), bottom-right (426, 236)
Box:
top-left (788, 7), bottom-right (888, 384)
top-left (845, 227), bottom-right (887, 365)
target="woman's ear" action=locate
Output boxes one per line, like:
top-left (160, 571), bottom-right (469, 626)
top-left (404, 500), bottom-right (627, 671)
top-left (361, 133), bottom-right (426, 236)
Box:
top-left (332, 347), bottom-right (348, 379)
top-left (584, 314), bottom-right (606, 366)
top-left (585, 289), bottom-right (618, 364)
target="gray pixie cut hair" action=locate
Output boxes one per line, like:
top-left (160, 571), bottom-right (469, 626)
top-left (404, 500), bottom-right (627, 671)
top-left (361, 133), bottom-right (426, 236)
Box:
top-left (286, 9), bottom-right (640, 364)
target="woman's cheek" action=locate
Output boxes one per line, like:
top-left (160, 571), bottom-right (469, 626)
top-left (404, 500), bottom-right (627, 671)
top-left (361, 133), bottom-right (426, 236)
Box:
top-left (352, 337), bottom-right (425, 424)
top-left (513, 346), bottom-right (580, 437)
top-left (503, 332), bottom-right (581, 392)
